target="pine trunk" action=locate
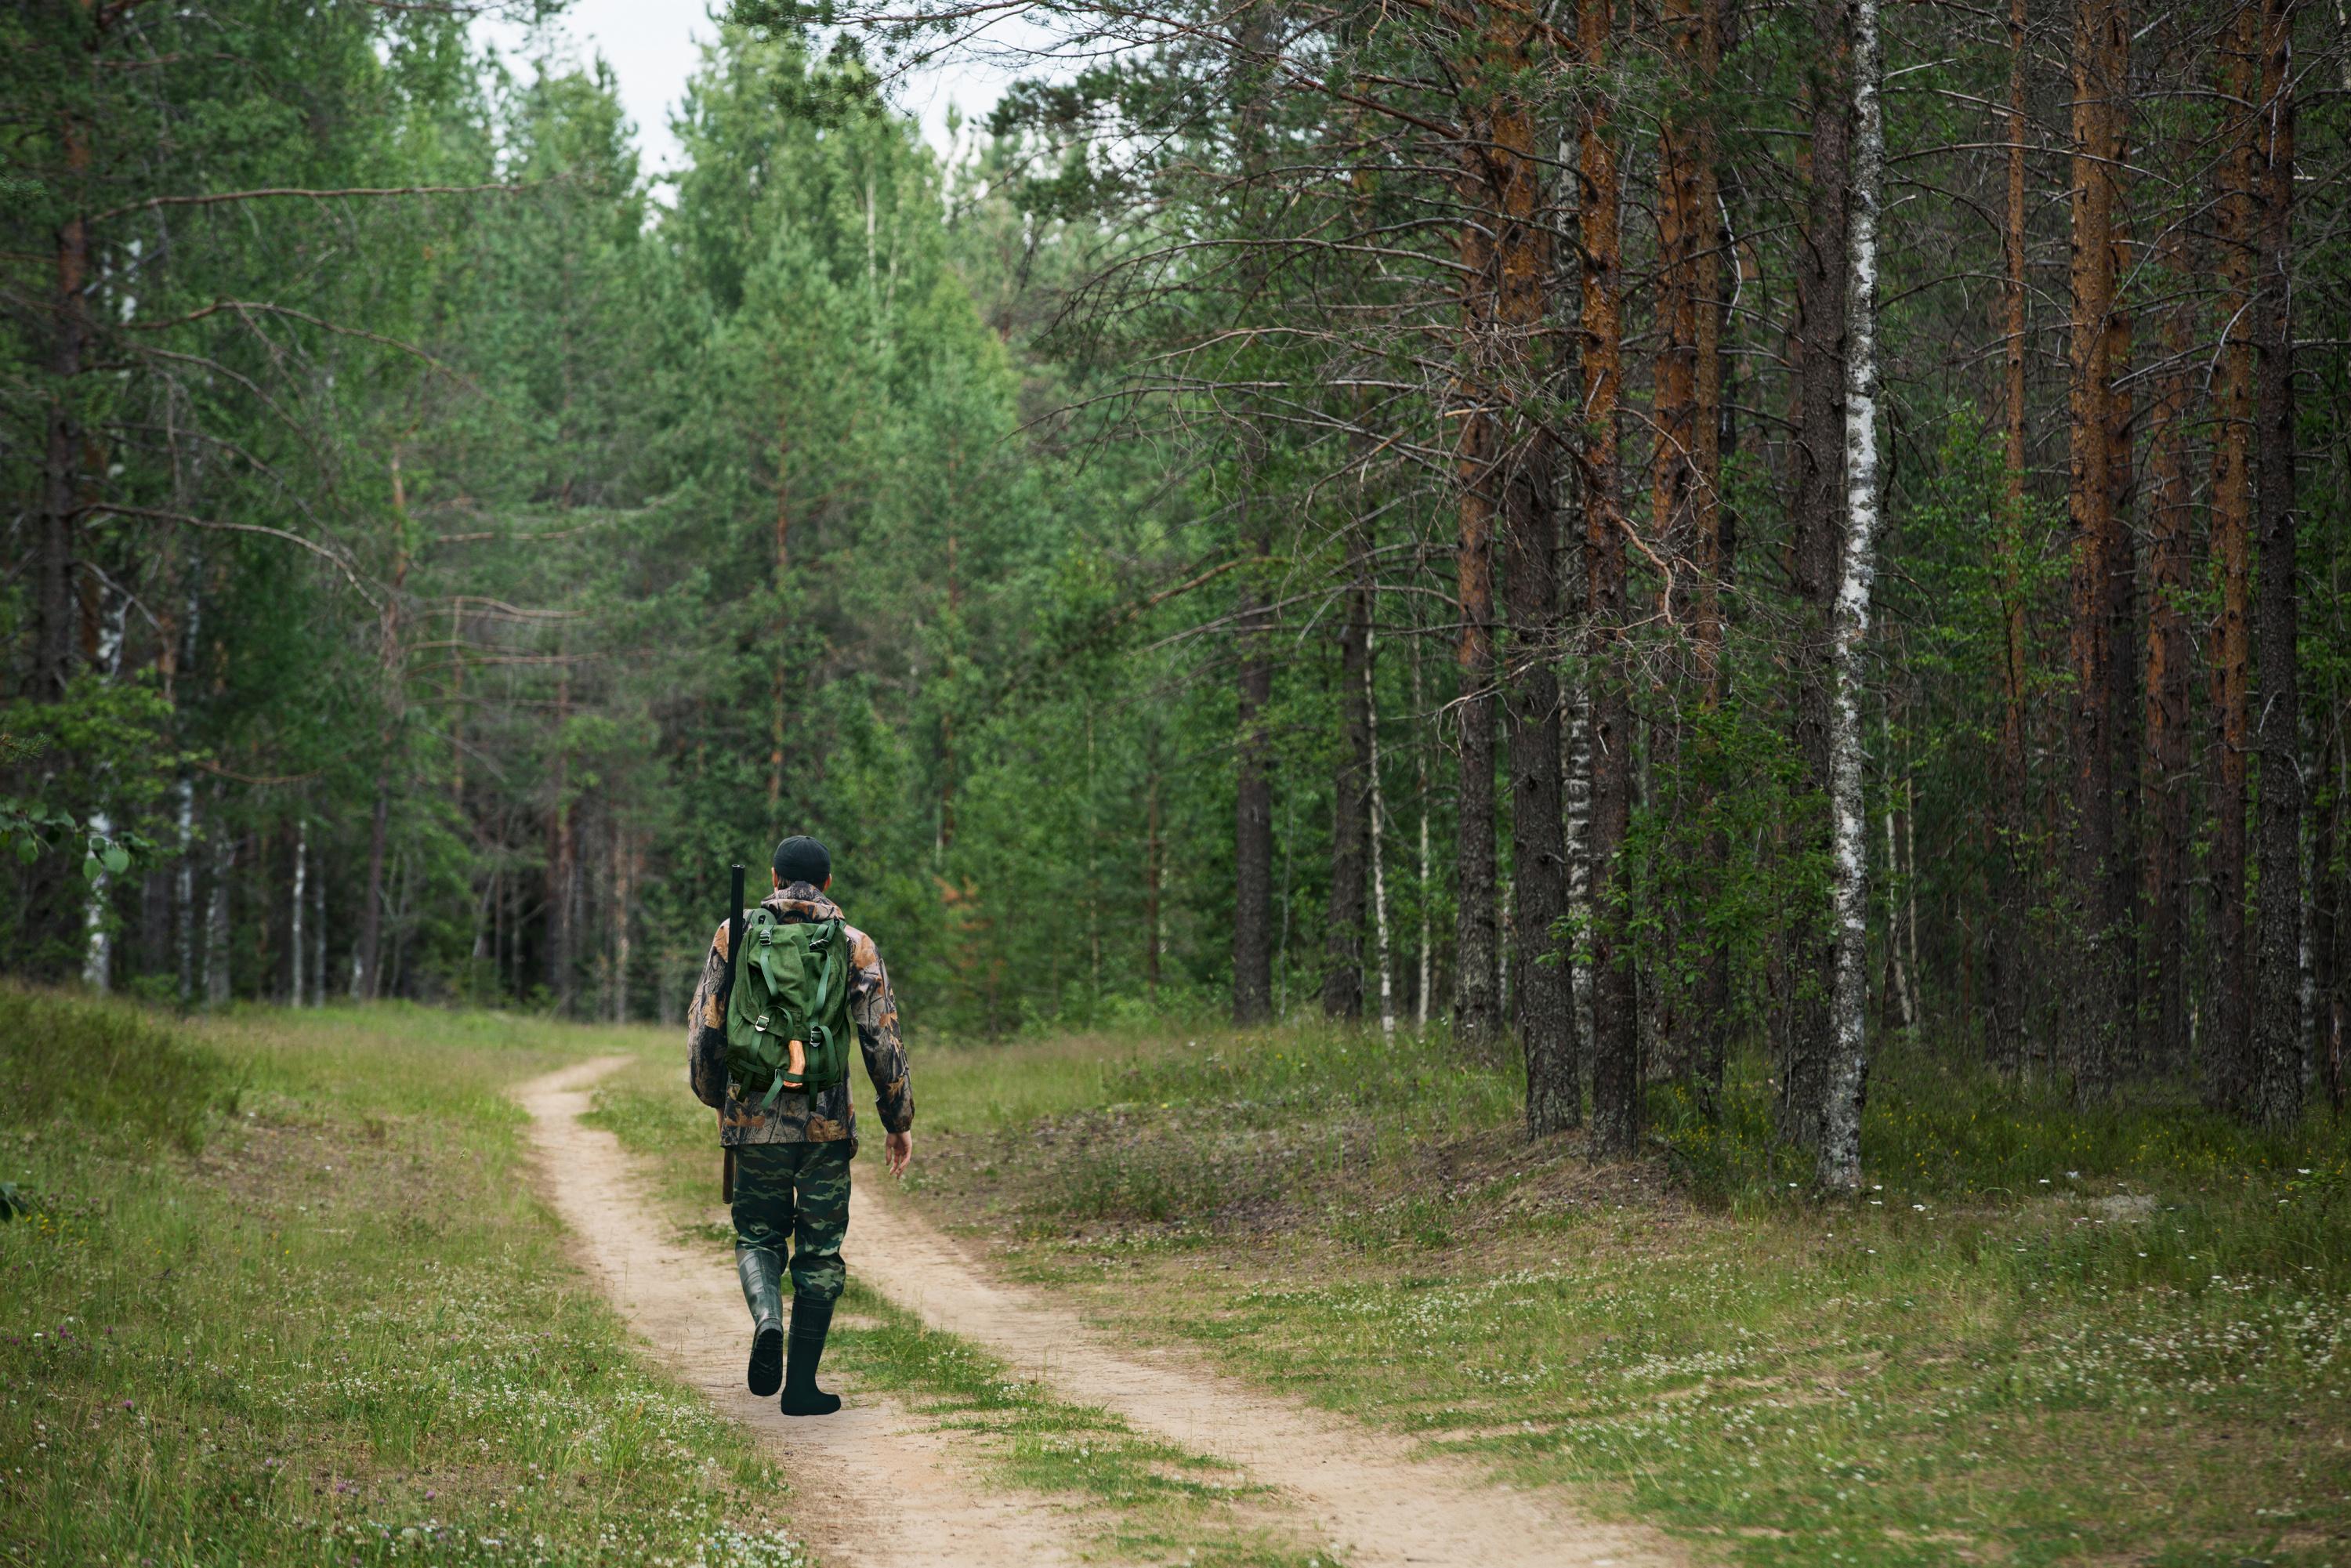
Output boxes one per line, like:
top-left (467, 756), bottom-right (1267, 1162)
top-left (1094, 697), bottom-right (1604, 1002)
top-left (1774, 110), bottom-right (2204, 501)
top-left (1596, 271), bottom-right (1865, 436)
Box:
top-left (1448, 18), bottom-right (1578, 1128)
top-left (2317, 723), bottom-right (2344, 1112)
top-left (2143, 185), bottom-right (2194, 1074)
top-left (1581, 0), bottom-right (1639, 1156)
top-left (1990, 0), bottom-right (2034, 1074)
top-left (34, 111), bottom-right (91, 701)
top-left (1780, 0), bottom-right (1851, 1151)
top-left (2064, 0), bottom-right (2127, 1101)
top-left (1454, 250), bottom-right (1504, 1049)
top-left (2206, 0), bottom-right (2260, 1113)
top-left (2248, 0), bottom-right (2301, 1128)
top-left (356, 779), bottom-right (389, 999)
top-left (1657, 0), bottom-right (1726, 1090)
top-left (1233, 502), bottom-right (1276, 1025)
top-left (549, 663), bottom-right (576, 1015)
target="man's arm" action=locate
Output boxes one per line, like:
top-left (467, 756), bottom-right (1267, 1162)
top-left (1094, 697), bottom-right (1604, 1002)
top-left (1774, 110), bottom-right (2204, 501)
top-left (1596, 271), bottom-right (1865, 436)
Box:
top-left (846, 928), bottom-right (913, 1145)
top-left (686, 919), bottom-right (732, 1110)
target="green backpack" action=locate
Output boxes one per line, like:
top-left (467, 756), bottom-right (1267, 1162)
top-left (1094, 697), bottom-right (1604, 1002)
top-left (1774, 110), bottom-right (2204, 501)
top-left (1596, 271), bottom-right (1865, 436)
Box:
top-left (724, 907), bottom-right (853, 1108)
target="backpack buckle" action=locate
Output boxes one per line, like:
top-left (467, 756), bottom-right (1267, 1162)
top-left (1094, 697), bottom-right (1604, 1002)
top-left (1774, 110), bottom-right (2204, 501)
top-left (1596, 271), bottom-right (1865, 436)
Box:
top-left (753, 1012), bottom-right (771, 1033)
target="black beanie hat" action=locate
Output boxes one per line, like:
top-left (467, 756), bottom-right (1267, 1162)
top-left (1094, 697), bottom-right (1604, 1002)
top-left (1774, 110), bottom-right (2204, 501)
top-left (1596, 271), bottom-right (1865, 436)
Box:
top-left (773, 835), bottom-right (831, 888)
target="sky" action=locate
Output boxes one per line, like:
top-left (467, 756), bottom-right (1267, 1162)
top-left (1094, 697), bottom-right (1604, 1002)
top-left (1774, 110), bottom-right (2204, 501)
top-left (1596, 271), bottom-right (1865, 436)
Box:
top-left (475, 1), bottom-right (1036, 181)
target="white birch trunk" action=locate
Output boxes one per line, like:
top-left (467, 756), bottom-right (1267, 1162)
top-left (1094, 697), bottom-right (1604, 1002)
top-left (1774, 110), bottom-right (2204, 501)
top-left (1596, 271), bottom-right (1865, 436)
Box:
top-left (1819, 0), bottom-right (1886, 1192)
top-left (1411, 633), bottom-right (1434, 1030)
top-left (82, 808), bottom-right (114, 994)
top-left (1366, 630), bottom-right (1397, 1037)
top-left (175, 778), bottom-right (197, 1003)
top-left (291, 819), bottom-right (307, 1008)
top-left (203, 829), bottom-right (235, 1009)
top-left (1562, 680), bottom-right (1596, 1052)
top-left (80, 596), bottom-right (125, 992)
top-left (312, 860), bottom-right (325, 1006)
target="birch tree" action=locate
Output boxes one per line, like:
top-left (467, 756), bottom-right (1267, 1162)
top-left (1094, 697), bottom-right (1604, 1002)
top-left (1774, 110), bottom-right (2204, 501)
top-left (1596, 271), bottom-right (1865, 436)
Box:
top-left (1817, 0), bottom-right (1886, 1193)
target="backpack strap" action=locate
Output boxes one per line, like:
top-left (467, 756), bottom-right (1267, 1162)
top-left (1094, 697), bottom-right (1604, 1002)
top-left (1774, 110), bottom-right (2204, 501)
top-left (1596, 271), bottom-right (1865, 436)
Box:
top-left (805, 918), bottom-right (843, 1066)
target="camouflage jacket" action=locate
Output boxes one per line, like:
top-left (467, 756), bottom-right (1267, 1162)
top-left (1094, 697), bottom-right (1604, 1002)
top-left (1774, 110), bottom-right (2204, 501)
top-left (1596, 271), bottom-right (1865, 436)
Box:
top-left (686, 882), bottom-right (913, 1150)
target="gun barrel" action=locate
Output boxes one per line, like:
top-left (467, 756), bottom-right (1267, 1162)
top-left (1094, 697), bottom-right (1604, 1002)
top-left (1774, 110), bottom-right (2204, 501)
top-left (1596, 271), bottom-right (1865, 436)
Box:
top-left (727, 863), bottom-right (747, 970)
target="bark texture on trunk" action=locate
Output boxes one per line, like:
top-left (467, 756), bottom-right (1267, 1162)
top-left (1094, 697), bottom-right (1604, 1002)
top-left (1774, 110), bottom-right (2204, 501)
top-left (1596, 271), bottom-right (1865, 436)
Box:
top-left (1819, 0), bottom-right (1885, 1193)
top-left (1454, 261), bottom-right (1504, 1049)
top-left (1657, 0), bottom-right (1727, 1092)
top-left (548, 661), bottom-right (576, 1014)
top-left (1145, 744), bottom-right (1164, 1001)
top-left (1989, 0), bottom-right (2034, 1073)
top-left (290, 819), bottom-right (307, 1009)
top-left (770, 443), bottom-right (792, 808)
top-left (1324, 546), bottom-right (1372, 1019)
top-left (2206, 0), bottom-right (2260, 1113)
top-left (35, 103), bottom-right (92, 701)
top-left (2143, 179), bottom-right (2194, 1075)
top-left (1447, 12), bottom-right (1577, 1128)
top-left (1780, 0), bottom-right (1851, 1152)
top-left (2063, 0), bottom-right (2128, 1100)
top-left (1233, 502), bottom-right (1277, 1025)
top-left (2249, 0), bottom-right (2301, 1128)
top-left (2318, 723), bottom-right (2345, 1114)
top-left (1366, 632), bottom-right (1398, 1036)
top-left (1580, 0), bottom-right (1639, 1156)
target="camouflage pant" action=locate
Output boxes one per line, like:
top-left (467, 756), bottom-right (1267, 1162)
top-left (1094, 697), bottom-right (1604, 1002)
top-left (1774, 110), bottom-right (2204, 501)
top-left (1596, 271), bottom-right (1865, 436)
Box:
top-left (731, 1140), bottom-right (851, 1303)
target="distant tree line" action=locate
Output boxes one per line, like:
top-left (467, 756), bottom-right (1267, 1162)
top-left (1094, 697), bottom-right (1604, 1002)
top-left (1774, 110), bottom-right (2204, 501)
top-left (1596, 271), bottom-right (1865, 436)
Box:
top-left (3, 0), bottom-right (2346, 1182)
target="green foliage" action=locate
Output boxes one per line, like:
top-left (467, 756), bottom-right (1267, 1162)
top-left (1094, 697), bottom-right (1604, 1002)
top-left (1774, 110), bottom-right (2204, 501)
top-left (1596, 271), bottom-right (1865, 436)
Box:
top-left (863, 1020), bottom-right (2351, 1567)
top-left (0, 986), bottom-right (236, 1152)
top-left (0, 1001), bottom-right (801, 1566)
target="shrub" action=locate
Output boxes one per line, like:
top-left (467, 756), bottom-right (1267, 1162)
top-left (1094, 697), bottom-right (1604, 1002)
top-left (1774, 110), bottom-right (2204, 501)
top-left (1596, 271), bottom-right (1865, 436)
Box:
top-left (0, 985), bottom-right (235, 1151)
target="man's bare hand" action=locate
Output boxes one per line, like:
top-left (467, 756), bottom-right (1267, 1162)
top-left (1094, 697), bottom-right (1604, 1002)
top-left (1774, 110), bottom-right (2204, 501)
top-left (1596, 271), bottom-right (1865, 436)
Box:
top-left (885, 1131), bottom-right (913, 1176)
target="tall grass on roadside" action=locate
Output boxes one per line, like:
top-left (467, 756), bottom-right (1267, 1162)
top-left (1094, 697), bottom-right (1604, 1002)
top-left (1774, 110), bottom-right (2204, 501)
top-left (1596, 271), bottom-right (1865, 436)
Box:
top-left (889, 1017), bottom-right (2351, 1568)
top-left (1, 988), bottom-right (806, 1568)
top-left (1, 985), bottom-right (237, 1149)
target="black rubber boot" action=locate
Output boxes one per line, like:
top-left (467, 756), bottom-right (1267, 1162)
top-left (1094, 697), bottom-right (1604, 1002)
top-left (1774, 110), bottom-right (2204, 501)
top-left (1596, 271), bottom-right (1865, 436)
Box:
top-left (737, 1247), bottom-right (785, 1398)
top-left (778, 1295), bottom-right (842, 1417)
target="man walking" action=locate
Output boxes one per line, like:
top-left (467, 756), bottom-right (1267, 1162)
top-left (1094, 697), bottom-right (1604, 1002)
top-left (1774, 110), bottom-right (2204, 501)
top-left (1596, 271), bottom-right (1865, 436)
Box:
top-left (687, 835), bottom-right (913, 1416)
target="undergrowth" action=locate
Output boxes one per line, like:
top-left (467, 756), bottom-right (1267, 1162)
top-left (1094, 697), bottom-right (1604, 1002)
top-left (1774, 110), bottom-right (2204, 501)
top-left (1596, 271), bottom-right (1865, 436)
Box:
top-left (0, 987), bottom-right (804, 1568)
top-left (893, 1019), bottom-right (2351, 1568)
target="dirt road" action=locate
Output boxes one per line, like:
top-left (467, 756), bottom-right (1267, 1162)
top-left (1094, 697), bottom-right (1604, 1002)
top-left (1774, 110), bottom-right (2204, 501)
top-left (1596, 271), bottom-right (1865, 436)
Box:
top-left (516, 1059), bottom-right (1084, 1568)
top-left (518, 1056), bottom-right (1683, 1568)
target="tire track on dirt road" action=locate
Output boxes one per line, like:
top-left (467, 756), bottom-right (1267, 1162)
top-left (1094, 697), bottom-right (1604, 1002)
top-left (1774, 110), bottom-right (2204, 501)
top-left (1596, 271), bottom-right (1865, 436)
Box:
top-left (523, 1056), bottom-right (1684, 1568)
top-left (516, 1058), bottom-right (1085, 1568)
top-left (842, 1179), bottom-right (1686, 1568)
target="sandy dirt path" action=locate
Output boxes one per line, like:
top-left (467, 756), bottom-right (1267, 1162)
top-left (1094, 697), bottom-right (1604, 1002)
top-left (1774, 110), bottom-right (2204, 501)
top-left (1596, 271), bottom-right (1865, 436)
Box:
top-left (522, 1056), bottom-right (1683, 1568)
top-left (515, 1059), bottom-right (1085, 1568)
top-left (844, 1181), bottom-right (1684, 1568)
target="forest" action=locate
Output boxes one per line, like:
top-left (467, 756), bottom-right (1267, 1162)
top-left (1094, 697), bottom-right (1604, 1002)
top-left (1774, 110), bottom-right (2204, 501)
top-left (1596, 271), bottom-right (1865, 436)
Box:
top-left (5, 0), bottom-right (2348, 1190)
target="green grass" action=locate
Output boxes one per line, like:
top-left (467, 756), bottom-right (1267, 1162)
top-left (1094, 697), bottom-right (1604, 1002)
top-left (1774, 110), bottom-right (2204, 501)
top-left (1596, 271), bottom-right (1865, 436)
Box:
top-left (582, 1041), bottom-right (1333, 1566)
top-left (828, 1283), bottom-right (1329, 1566)
top-left (0, 987), bottom-right (807, 1568)
top-left (882, 1020), bottom-right (2351, 1568)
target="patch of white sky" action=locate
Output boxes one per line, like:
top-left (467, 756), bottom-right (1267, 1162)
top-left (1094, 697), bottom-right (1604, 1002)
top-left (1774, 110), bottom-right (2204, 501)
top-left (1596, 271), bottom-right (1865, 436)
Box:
top-left (473, 1), bottom-right (1067, 197)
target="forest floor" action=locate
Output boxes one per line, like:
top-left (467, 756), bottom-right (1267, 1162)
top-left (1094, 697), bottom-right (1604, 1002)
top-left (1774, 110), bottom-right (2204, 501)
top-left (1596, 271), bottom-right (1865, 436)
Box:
top-left (540, 1053), bottom-right (1677, 1568)
top-left (9, 991), bottom-right (2349, 1568)
top-left (588, 1020), bottom-right (2351, 1568)
top-left (0, 991), bottom-right (806, 1568)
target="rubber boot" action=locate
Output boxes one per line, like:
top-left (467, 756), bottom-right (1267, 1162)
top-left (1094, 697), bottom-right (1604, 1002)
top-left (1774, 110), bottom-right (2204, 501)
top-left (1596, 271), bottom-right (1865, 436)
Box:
top-left (778, 1295), bottom-right (842, 1417)
top-left (737, 1247), bottom-right (785, 1397)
